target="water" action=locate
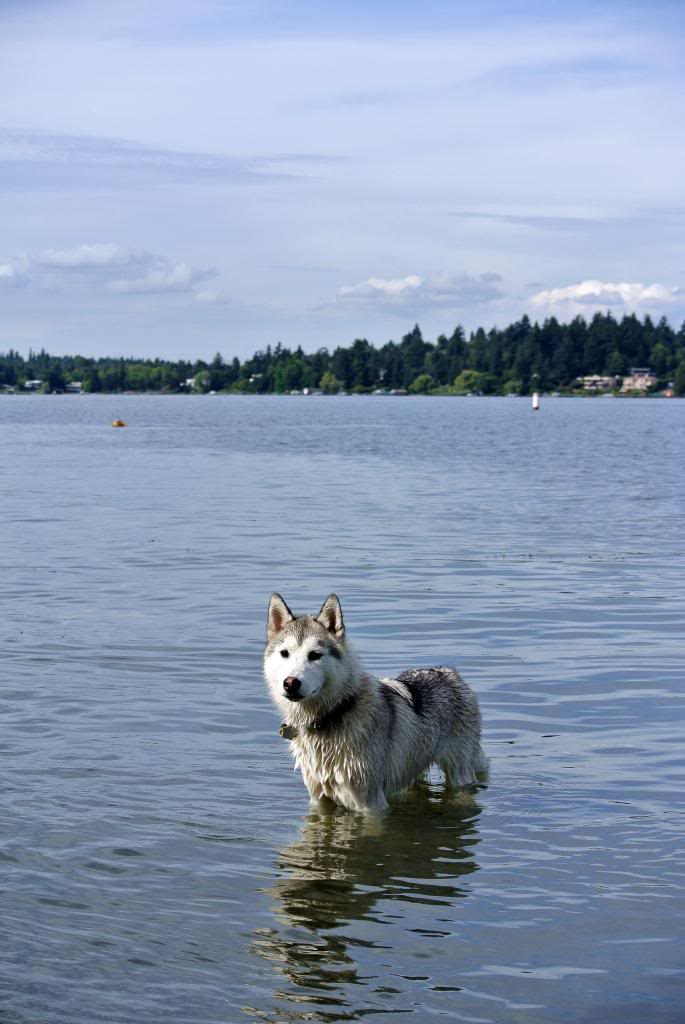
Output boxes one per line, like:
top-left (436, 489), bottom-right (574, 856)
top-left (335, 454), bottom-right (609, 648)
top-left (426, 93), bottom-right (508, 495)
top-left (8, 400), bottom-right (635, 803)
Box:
top-left (1, 394), bottom-right (683, 1024)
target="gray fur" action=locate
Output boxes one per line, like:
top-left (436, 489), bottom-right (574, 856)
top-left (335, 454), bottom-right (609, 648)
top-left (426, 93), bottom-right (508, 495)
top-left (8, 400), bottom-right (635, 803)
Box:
top-left (263, 594), bottom-right (488, 814)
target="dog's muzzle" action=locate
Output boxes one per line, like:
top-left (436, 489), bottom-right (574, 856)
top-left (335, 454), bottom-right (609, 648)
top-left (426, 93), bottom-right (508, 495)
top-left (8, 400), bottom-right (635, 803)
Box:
top-left (283, 676), bottom-right (302, 700)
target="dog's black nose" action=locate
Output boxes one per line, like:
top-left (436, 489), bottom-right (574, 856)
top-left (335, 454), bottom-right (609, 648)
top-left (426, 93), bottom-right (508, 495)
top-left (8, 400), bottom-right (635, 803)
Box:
top-left (283, 676), bottom-right (302, 697)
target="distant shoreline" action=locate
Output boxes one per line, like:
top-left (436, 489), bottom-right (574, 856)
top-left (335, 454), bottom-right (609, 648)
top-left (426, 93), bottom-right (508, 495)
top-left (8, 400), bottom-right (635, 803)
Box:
top-left (2, 312), bottom-right (683, 397)
top-left (1, 390), bottom-right (678, 399)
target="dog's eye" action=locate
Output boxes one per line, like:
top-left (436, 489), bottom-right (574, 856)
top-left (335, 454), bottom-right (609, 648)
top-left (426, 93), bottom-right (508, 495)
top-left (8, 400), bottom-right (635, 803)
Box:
top-left (280, 649), bottom-right (290, 659)
top-left (308, 651), bottom-right (323, 662)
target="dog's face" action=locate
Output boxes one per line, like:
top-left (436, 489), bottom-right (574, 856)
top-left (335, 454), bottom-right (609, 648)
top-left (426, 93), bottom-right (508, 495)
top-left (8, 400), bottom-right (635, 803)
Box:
top-left (264, 594), bottom-right (346, 707)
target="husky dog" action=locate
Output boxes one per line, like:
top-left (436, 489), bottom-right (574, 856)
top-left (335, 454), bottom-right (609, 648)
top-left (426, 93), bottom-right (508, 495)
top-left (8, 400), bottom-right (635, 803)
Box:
top-left (264, 593), bottom-right (487, 813)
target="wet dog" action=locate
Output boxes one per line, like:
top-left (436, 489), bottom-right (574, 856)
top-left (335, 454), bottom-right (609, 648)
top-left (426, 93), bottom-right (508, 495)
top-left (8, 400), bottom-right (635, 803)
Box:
top-left (264, 593), bottom-right (487, 813)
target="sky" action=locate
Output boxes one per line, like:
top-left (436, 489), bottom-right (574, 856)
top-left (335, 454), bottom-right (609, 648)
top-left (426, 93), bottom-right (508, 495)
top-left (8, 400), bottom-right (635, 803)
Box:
top-left (0, 0), bottom-right (684, 361)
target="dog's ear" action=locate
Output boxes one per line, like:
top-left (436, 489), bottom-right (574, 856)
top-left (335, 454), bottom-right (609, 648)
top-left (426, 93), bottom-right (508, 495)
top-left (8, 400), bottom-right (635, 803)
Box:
top-left (267, 593), bottom-right (294, 639)
top-left (316, 593), bottom-right (345, 639)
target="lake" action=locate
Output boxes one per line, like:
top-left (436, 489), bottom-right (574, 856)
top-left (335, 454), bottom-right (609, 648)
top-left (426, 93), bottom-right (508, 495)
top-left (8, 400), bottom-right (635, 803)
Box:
top-left (1, 394), bottom-right (683, 1024)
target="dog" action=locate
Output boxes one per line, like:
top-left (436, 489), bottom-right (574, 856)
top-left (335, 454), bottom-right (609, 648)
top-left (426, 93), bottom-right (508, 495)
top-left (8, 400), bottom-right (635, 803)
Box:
top-left (264, 593), bottom-right (487, 813)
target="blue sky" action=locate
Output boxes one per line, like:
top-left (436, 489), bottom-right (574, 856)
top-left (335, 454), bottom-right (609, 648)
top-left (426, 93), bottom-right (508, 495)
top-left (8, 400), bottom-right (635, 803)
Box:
top-left (0, 0), bottom-right (683, 359)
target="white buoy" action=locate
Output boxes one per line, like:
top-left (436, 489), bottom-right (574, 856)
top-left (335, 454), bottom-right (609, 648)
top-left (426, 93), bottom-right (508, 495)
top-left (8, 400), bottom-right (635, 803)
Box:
top-left (532, 391), bottom-right (540, 411)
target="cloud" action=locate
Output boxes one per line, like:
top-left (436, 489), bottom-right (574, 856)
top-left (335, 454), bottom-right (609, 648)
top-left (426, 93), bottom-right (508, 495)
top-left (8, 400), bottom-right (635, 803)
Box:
top-left (530, 279), bottom-right (682, 310)
top-left (0, 241), bottom-right (219, 301)
top-left (461, 54), bottom-right (653, 96)
top-left (336, 272), bottom-right (504, 309)
top-left (0, 259), bottom-right (30, 288)
top-left (0, 129), bottom-right (344, 193)
top-left (32, 242), bottom-right (135, 269)
top-left (194, 288), bottom-right (220, 304)
top-left (107, 261), bottom-right (213, 295)
top-left (338, 274), bottom-right (422, 300)
top-left (452, 210), bottom-right (606, 232)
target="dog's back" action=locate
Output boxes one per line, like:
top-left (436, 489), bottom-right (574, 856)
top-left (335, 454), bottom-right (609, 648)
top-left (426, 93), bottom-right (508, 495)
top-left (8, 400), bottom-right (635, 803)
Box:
top-left (378, 667), bottom-right (487, 794)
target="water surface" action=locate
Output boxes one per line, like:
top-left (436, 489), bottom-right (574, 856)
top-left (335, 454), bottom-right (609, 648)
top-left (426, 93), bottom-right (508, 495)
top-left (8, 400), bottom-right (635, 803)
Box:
top-left (1, 395), bottom-right (683, 1023)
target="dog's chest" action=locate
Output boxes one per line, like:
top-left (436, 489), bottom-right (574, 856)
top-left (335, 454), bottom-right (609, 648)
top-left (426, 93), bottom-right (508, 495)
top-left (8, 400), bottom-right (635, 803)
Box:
top-left (291, 732), bottom-right (358, 789)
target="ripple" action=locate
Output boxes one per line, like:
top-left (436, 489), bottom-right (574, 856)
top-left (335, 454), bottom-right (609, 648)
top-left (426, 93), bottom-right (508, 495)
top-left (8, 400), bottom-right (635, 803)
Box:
top-left (1, 396), bottom-right (683, 1024)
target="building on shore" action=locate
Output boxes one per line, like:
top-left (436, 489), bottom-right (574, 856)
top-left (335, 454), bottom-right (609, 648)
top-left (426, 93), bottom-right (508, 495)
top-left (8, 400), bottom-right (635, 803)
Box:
top-left (620, 368), bottom-right (657, 393)
top-left (576, 374), bottom-right (620, 392)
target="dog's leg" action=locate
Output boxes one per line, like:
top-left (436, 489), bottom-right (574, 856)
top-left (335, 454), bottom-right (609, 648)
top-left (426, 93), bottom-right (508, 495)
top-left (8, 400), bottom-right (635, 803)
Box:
top-left (309, 792), bottom-right (329, 808)
top-left (439, 741), bottom-right (478, 789)
top-left (337, 784), bottom-right (388, 814)
top-left (300, 770), bottom-right (330, 808)
top-left (363, 789), bottom-right (389, 814)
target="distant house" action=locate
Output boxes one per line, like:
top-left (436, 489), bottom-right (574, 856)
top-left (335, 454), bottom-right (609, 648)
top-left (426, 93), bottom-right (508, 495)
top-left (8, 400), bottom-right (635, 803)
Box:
top-left (620, 368), bottom-right (657, 393)
top-left (24, 379), bottom-right (43, 391)
top-left (65, 381), bottom-right (83, 394)
top-left (576, 375), bottom-right (619, 392)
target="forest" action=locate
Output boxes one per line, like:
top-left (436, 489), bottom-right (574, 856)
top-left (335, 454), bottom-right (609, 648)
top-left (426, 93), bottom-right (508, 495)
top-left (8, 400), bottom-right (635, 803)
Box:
top-left (1, 312), bottom-right (684, 396)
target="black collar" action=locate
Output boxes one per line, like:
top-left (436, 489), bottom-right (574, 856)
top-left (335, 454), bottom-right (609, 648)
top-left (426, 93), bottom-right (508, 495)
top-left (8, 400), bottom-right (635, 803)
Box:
top-left (308, 692), bottom-right (358, 733)
top-left (279, 692), bottom-right (358, 740)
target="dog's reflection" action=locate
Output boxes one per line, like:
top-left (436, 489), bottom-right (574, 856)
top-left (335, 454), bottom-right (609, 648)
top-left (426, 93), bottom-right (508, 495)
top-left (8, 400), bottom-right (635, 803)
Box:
top-left (251, 784), bottom-right (482, 1001)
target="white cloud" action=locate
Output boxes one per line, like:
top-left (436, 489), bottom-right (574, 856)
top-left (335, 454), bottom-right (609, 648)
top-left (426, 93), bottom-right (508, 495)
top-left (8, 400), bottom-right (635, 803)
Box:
top-left (338, 274), bottom-right (422, 300)
top-left (194, 288), bottom-right (219, 304)
top-left (337, 272), bottom-right (503, 308)
top-left (530, 279), bottom-right (682, 310)
top-left (0, 259), bottom-right (30, 287)
top-left (0, 242), bottom-right (219, 301)
top-left (0, 128), bottom-right (332, 193)
top-left (33, 242), bottom-right (133, 269)
top-left (108, 262), bottom-right (209, 295)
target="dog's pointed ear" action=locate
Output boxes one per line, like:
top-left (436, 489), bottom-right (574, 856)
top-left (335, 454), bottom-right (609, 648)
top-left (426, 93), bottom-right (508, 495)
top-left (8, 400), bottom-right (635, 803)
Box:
top-left (267, 593), bottom-right (294, 639)
top-left (316, 593), bottom-right (345, 639)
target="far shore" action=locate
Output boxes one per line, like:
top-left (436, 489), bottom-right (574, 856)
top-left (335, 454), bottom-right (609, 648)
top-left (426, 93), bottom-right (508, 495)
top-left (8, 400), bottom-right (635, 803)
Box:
top-left (1, 389), bottom-right (678, 399)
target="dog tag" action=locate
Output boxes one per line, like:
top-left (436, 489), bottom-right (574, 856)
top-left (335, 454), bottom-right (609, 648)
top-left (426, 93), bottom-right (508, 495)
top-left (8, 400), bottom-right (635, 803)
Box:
top-left (279, 723), bottom-right (298, 740)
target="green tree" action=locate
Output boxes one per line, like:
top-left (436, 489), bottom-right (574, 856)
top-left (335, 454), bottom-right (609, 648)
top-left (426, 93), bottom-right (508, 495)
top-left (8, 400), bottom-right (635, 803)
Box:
top-left (409, 373), bottom-right (434, 394)
top-left (502, 378), bottom-right (524, 395)
top-left (160, 364), bottom-right (183, 392)
top-left (319, 371), bottom-right (342, 394)
top-left (46, 365), bottom-right (66, 391)
top-left (453, 369), bottom-right (488, 394)
top-left (650, 342), bottom-right (671, 377)
top-left (673, 361), bottom-right (685, 397)
top-left (192, 370), bottom-right (211, 392)
top-left (606, 350), bottom-right (626, 376)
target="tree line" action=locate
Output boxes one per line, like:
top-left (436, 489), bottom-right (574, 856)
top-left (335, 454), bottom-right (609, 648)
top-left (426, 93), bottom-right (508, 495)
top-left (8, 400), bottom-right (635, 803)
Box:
top-left (1, 312), bottom-right (684, 396)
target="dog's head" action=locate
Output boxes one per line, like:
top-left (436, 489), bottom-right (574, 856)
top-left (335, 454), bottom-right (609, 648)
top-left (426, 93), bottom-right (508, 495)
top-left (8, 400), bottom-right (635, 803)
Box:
top-left (264, 593), bottom-right (347, 707)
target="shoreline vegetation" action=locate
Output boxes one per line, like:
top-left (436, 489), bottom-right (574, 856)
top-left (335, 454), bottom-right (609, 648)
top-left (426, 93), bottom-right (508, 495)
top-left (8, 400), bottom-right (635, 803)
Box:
top-left (2, 312), bottom-right (684, 397)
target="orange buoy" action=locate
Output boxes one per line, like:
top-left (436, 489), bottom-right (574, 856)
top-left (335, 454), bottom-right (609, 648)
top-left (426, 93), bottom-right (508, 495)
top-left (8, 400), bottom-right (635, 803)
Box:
top-left (112, 419), bottom-right (127, 427)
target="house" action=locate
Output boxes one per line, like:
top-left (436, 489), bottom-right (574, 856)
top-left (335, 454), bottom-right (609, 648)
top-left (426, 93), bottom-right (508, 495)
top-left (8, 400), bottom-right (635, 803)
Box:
top-left (24, 379), bottom-right (43, 391)
top-left (65, 381), bottom-right (83, 394)
top-left (576, 375), bottom-right (619, 392)
top-left (620, 368), bottom-right (657, 393)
